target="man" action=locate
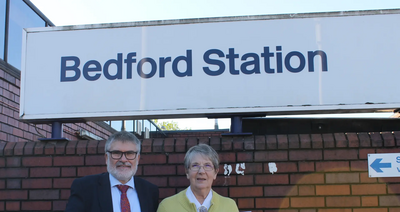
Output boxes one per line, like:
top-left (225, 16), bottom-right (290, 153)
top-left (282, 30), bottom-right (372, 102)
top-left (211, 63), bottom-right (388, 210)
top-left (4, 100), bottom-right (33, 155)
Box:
top-left (65, 131), bottom-right (159, 212)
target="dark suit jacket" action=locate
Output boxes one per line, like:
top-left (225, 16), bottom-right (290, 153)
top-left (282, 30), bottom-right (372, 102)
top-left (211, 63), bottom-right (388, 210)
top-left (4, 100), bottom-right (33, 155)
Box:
top-left (65, 173), bottom-right (159, 212)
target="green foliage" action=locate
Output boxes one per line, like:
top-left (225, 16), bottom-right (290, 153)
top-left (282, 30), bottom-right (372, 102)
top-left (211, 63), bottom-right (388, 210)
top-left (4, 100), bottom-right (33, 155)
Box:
top-left (152, 119), bottom-right (181, 130)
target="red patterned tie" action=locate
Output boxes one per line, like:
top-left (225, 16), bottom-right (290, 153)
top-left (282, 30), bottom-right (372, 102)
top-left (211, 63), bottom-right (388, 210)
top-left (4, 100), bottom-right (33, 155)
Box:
top-left (116, 185), bottom-right (131, 212)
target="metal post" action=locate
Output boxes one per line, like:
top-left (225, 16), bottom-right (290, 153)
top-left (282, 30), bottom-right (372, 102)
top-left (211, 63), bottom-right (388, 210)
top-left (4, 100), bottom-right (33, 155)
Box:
top-left (221, 116), bottom-right (252, 136)
top-left (39, 121), bottom-right (68, 141)
top-left (230, 116), bottom-right (242, 133)
top-left (214, 119), bottom-right (219, 130)
top-left (121, 120), bottom-right (126, 131)
top-left (51, 121), bottom-right (63, 138)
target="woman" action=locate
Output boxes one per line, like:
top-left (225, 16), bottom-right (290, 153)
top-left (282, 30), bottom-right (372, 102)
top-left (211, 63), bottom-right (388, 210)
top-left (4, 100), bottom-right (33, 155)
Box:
top-left (157, 144), bottom-right (239, 212)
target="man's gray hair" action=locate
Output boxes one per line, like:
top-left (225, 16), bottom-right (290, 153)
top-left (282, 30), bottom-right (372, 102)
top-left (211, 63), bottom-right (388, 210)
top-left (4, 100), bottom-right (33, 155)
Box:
top-left (105, 131), bottom-right (141, 153)
top-left (184, 143), bottom-right (219, 173)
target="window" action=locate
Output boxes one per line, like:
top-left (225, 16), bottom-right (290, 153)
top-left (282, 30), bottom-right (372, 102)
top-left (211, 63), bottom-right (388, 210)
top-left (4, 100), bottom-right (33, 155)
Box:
top-left (0, 0), bottom-right (6, 60)
top-left (7, 0), bottom-right (45, 69)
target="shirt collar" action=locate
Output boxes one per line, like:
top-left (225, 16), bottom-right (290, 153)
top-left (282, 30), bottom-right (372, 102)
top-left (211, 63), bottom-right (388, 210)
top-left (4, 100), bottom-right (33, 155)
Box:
top-left (109, 173), bottom-right (135, 189)
top-left (186, 186), bottom-right (213, 210)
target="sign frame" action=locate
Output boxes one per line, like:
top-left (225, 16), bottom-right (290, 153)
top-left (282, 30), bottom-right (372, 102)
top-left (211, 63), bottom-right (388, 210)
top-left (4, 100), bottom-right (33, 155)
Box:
top-left (20, 9), bottom-right (400, 123)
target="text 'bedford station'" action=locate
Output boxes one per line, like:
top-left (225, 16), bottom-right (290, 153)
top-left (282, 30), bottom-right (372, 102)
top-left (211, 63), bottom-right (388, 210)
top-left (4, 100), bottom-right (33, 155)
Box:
top-left (60, 46), bottom-right (328, 82)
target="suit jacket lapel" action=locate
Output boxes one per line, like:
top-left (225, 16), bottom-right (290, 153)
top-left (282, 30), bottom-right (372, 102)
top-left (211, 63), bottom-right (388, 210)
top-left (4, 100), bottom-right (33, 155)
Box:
top-left (98, 173), bottom-right (113, 212)
top-left (135, 177), bottom-right (148, 212)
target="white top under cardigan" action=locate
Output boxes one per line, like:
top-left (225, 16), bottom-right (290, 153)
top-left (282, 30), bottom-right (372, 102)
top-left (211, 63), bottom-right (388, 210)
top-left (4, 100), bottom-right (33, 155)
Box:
top-left (186, 186), bottom-right (213, 212)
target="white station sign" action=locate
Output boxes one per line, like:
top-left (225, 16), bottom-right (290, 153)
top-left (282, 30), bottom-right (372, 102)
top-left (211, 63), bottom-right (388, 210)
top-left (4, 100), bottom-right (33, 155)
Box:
top-left (368, 153), bottom-right (400, 178)
top-left (20, 10), bottom-right (400, 121)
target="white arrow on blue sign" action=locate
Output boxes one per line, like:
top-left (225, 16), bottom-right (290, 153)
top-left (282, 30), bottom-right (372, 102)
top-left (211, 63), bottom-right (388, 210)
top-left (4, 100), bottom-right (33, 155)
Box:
top-left (368, 153), bottom-right (400, 178)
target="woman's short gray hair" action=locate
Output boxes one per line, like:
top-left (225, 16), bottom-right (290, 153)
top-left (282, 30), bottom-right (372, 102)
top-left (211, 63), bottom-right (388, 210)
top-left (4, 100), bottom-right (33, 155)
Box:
top-left (105, 131), bottom-right (141, 153)
top-left (184, 144), bottom-right (219, 173)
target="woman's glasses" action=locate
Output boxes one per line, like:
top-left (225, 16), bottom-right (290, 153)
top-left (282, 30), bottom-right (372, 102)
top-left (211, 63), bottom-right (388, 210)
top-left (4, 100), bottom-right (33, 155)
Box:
top-left (189, 164), bottom-right (214, 171)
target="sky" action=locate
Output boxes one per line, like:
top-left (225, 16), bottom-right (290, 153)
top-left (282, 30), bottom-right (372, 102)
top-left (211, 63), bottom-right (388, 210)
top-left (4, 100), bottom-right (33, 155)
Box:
top-left (30, 0), bottom-right (400, 130)
top-left (31, 0), bottom-right (400, 26)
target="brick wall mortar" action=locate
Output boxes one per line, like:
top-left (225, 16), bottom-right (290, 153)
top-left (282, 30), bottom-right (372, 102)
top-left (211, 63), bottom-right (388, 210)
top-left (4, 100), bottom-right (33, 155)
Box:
top-left (0, 67), bottom-right (113, 143)
top-left (0, 131), bottom-right (399, 211)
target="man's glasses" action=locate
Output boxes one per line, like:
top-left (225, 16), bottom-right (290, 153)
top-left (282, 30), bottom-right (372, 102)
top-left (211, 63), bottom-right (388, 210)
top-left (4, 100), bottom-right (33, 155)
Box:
top-left (189, 164), bottom-right (214, 172)
top-left (107, 151), bottom-right (138, 160)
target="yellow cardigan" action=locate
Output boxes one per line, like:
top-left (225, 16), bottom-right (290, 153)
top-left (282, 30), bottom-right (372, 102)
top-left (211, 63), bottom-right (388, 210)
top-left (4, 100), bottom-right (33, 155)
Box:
top-left (157, 188), bottom-right (239, 212)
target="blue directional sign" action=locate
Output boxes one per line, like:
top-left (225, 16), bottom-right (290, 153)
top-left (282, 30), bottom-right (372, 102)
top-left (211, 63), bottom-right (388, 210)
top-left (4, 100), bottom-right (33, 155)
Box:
top-left (368, 153), bottom-right (400, 178)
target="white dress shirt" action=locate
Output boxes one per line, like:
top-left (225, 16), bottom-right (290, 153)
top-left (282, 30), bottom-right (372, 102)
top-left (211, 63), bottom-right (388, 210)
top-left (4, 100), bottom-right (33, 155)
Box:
top-left (186, 186), bottom-right (213, 212)
top-left (109, 173), bottom-right (141, 212)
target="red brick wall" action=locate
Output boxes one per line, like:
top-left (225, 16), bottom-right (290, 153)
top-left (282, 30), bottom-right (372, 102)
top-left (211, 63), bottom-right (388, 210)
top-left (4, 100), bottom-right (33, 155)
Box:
top-left (0, 65), bottom-right (113, 142)
top-left (163, 129), bottom-right (229, 138)
top-left (1, 131), bottom-right (400, 211)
